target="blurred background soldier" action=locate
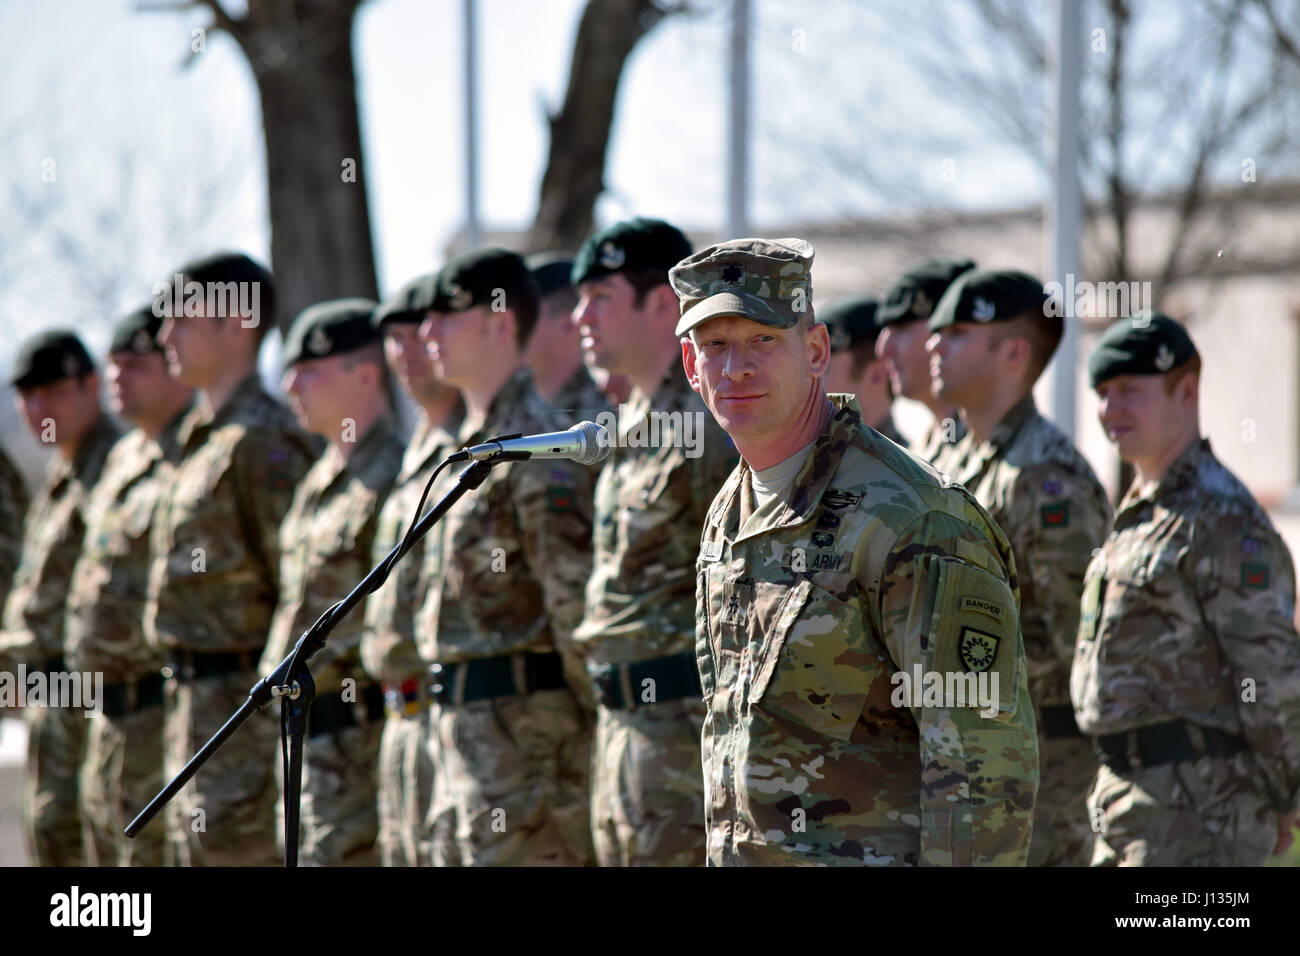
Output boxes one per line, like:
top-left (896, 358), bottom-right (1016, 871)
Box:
top-left (570, 218), bottom-right (737, 866)
top-left (261, 299), bottom-right (404, 865)
top-left (66, 306), bottom-right (193, 866)
top-left (362, 274), bottom-right (463, 867)
top-left (0, 441), bottom-right (27, 614)
top-left (416, 248), bottom-right (595, 866)
top-left (145, 252), bottom-right (315, 866)
top-left (675, 238), bottom-right (1038, 866)
top-left (1, 330), bottom-right (122, 866)
top-left (525, 253), bottom-right (608, 421)
top-left (874, 258), bottom-right (976, 466)
top-left (926, 270), bottom-right (1111, 866)
top-left (819, 294), bottom-right (905, 445)
top-left (1073, 312), bottom-right (1300, 866)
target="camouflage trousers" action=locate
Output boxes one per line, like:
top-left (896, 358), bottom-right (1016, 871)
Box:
top-left (377, 712), bottom-right (433, 866)
top-left (1027, 727), bottom-right (1098, 867)
top-left (163, 670), bottom-right (280, 867)
top-left (1087, 753), bottom-right (1278, 866)
top-left (590, 698), bottom-right (707, 866)
top-left (80, 705), bottom-right (165, 866)
top-left (426, 688), bottom-right (593, 866)
top-left (272, 717), bottom-right (382, 866)
top-left (23, 703), bottom-right (87, 866)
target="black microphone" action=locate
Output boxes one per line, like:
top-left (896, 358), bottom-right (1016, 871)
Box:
top-left (447, 420), bottom-right (611, 465)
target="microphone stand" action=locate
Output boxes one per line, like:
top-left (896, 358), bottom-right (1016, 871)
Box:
top-left (125, 453), bottom-right (524, 866)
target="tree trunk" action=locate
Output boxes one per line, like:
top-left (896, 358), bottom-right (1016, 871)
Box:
top-left (526, 0), bottom-right (667, 253)
top-left (212, 0), bottom-right (378, 332)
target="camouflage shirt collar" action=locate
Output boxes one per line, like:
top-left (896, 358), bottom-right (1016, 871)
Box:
top-left (1120, 436), bottom-right (1212, 512)
top-left (459, 367), bottom-right (535, 446)
top-left (182, 371), bottom-right (264, 443)
top-left (51, 413), bottom-right (120, 489)
top-left (987, 393), bottom-right (1039, 454)
top-left (728, 393), bottom-right (861, 538)
top-left (157, 397), bottom-right (197, 462)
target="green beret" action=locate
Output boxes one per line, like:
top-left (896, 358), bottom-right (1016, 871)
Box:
top-left (434, 248), bottom-right (537, 314)
top-left (820, 295), bottom-right (880, 353)
top-left (110, 303), bottom-right (165, 356)
top-left (1088, 311), bottom-right (1198, 388)
top-left (528, 253), bottom-right (575, 298)
top-left (572, 218), bottom-right (692, 287)
top-left (928, 268), bottom-right (1049, 331)
top-left (878, 258), bottom-right (976, 325)
top-left (11, 329), bottom-right (95, 389)
top-left (169, 251), bottom-right (277, 324)
top-left (373, 273), bottom-right (437, 328)
top-left (283, 298), bottom-right (380, 367)
top-left (671, 237), bottom-right (814, 337)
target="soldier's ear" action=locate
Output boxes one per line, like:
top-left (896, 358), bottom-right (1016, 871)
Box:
top-left (806, 320), bottom-right (831, 377)
top-left (681, 337), bottom-right (703, 394)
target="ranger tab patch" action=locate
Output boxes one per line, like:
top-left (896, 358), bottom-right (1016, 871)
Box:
top-left (822, 489), bottom-right (864, 511)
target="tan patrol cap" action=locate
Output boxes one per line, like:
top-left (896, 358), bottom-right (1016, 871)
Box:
top-left (670, 237), bottom-right (814, 337)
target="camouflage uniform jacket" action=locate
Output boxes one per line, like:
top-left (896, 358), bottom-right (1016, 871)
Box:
top-left (361, 414), bottom-right (456, 685)
top-left (918, 413), bottom-right (965, 471)
top-left (696, 395), bottom-right (1038, 866)
top-left (574, 367), bottom-right (737, 665)
top-left (947, 395), bottom-right (1111, 706)
top-left (0, 414), bottom-right (121, 667)
top-left (0, 445), bottom-right (29, 613)
top-left (873, 412), bottom-right (906, 448)
top-left (65, 407), bottom-right (191, 680)
top-left (145, 373), bottom-right (315, 654)
top-left (1071, 437), bottom-right (1300, 814)
top-left (262, 417), bottom-right (405, 692)
top-left (416, 369), bottom-right (594, 668)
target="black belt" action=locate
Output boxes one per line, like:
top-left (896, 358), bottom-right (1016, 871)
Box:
top-left (1040, 704), bottom-right (1084, 739)
top-left (430, 652), bottom-right (567, 706)
top-left (306, 683), bottom-right (386, 738)
top-left (1094, 721), bottom-right (1246, 771)
top-left (592, 651), bottom-right (702, 711)
top-left (101, 673), bottom-right (167, 718)
top-left (163, 649), bottom-right (256, 682)
top-left (34, 654), bottom-right (66, 676)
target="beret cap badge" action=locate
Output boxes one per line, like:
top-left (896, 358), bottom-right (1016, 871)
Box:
top-left (598, 242), bottom-right (626, 270)
top-left (910, 289), bottom-right (930, 317)
top-left (307, 326), bottom-right (332, 356)
top-left (62, 354), bottom-right (79, 377)
top-left (130, 329), bottom-right (154, 355)
top-left (446, 282), bottom-right (472, 311)
top-left (1154, 343), bottom-right (1175, 371)
top-left (972, 296), bottom-right (996, 322)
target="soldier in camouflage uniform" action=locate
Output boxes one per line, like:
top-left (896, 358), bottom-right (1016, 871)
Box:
top-left (66, 306), bottom-right (194, 866)
top-left (363, 275), bottom-right (463, 866)
top-left (416, 248), bottom-right (596, 866)
top-left (1072, 312), bottom-right (1300, 866)
top-left (820, 295), bottom-right (906, 446)
top-left (874, 259), bottom-right (975, 467)
top-left (261, 299), bottom-right (405, 865)
top-left (1, 330), bottom-right (122, 866)
top-left (675, 238), bottom-right (1039, 866)
top-left (570, 219), bottom-right (737, 866)
top-left (145, 253), bottom-right (316, 866)
top-left (0, 443), bottom-right (28, 613)
top-left (525, 254), bottom-right (608, 421)
top-left (926, 270), bottom-right (1112, 866)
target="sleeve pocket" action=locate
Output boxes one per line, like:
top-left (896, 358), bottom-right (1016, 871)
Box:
top-left (749, 579), bottom-right (868, 743)
top-left (927, 557), bottom-right (1020, 717)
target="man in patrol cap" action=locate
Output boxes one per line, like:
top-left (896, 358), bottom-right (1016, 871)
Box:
top-left (363, 273), bottom-right (463, 866)
top-left (820, 294), bottom-right (905, 445)
top-left (66, 305), bottom-right (194, 866)
top-left (416, 248), bottom-right (596, 866)
top-left (874, 259), bottom-right (975, 466)
top-left (261, 298), bottom-right (405, 865)
top-left (525, 253), bottom-right (608, 420)
top-left (674, 238), bottom-right (1038, 866)
top-left (926, 269), bottom-right (1111, 866)
top-left (146, 252), bottom-right (316, 865)
top-left (1, 329), bottom-right (122, 865)
top-left (1072, 311), bottom-right (1300, 865)
top-left (570, 218), bottom-right (737, 866)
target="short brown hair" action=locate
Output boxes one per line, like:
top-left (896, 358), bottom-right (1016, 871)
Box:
top-left (1163, 352), bottom-right (1202, 394)
top-left (995, 310), bottom-right (1063, 385)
